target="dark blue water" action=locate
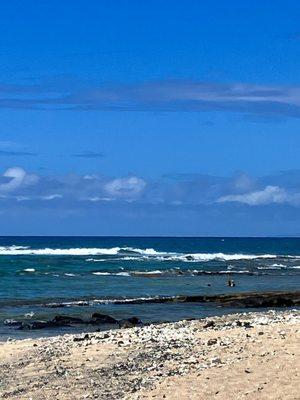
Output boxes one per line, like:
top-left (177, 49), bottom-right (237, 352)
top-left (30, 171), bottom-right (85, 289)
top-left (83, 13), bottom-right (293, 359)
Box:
top-left (0, 237), bottom-right (299, 339)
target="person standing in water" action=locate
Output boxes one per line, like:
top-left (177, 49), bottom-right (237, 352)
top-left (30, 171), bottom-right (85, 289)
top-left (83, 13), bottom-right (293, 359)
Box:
top-left (227, 276), bottom-right (235, 287)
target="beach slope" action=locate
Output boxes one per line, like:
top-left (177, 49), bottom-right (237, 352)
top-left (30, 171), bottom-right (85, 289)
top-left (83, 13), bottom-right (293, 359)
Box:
top-left (0, 310), bottom-right (299, 400)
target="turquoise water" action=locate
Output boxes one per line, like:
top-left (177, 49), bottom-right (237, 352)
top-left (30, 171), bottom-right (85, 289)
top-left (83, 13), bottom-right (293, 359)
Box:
top-left (0, 237), bottom-right (299, 339)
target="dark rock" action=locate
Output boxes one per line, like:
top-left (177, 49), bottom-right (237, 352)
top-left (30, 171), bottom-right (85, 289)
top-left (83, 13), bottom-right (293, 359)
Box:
top-left (212, 292), bottom-right (300, 308)
top-left (114, 291), bottom-right (300, 308)
top-left (46, 303), bottom-right (67, 308)
top-left (17, 315), bottom-right (84, 330)
top-left (73, 333), bottom-right (90, 342)
top-left (118, 317), bottom-right (142, 328)
top-left (207, 338), bottom-right (218, 346)
top-left (18, 321), bottom-right (53, 330)
top-left (32, 321), bottom-right (54, 329)
top-left (89, 313), bottom-right (118, 325)
top-left (203, 320), bottom-right (215, 329)
top-left (46, 301), bottom-right (89, 308)
top-left (51, 315), bottom-right (84, 325)
top-left (17, 322), bottom-right (31, 330)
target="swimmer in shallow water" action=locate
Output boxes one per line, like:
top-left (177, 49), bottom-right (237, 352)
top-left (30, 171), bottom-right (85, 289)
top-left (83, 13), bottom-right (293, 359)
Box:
top-left (227, 278), bottom-right (235, 287)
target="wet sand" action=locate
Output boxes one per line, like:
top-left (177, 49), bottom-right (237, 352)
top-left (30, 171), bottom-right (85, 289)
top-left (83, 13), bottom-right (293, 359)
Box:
top-left (0, 310), bottom-right (299, 399)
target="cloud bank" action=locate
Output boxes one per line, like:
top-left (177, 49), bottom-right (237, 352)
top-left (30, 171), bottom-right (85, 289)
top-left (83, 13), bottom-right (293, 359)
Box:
top-left (218, 186), bottom-right (288, 206)
top-left (0, 167), bottom-right (38, 193)
top-left (1, 167), bottom-right (300, 209)
top-left (1, 78), bottom-right (300, 119)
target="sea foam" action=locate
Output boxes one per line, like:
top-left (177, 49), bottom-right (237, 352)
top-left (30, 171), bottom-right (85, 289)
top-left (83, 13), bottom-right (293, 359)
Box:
top-left (0, 245), bottom-right (295, 262)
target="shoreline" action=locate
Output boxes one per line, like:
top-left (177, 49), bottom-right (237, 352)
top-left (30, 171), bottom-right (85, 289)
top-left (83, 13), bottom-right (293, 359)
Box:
top-left (0, 309), bottom-right (299, 399)
top-left (1, 290), bottom-right (299, 341)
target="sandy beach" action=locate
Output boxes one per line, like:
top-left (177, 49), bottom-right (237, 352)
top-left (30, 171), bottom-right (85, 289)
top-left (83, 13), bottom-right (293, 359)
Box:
top-left (0, 310), bottom-right (299, 400)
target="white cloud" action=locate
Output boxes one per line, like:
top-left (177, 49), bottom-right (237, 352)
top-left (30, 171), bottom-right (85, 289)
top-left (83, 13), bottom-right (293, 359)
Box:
top-left (2, 168), bottom-right (300, 210)
top-left (16, 195), bottom-right (31, 201)
top-left (217, 185), bottom-right (288, 206)
top-left (39, 194), bottom-right (62, 200)
top-left (233, 173), bottom-right (255, 192)
top-left (0, 167), bottom-right (38, 193)
top-left (104, 177), bottom-right (146, 198)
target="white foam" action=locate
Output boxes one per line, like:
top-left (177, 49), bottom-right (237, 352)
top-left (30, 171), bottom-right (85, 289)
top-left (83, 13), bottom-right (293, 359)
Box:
top-left (0, 245), bottom-right (169, 257)
top-left (24, 311), bottom-right (34, 318)
top-left (219, 270), bottom-right (250, 274)
top-left (272, 263), bottom-right (286, 267)
top-left (46, 296), bottom-right (164, 306)
top-left (65, 273), bottom-right (76, 277)
top-left (116, 271), bottom-right (131, 276)
top-left (115, 256), bottom-right (147, 261)
top-left (132, 270), bottom-right (163, 275)
top-left (23, 268), bottom-right (35, 272)
top-left (92, 296), bottom-right (163, 304)
top-left (0, 246), bottom-right (121, 256)
top-left (92, 272), bottom-right (110, 275)
top-left (122, 247), bottom-right (174, 256)
top-left (92, 271), bottom-right (130, 277)
top-left (176, 253), bottom-right (278, 262)
top-left (0, 245), bottom-right (297, 264)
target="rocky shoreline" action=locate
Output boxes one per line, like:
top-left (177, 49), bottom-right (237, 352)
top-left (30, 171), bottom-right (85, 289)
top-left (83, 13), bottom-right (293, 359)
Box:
top-left (106, 290), bottom-right (300, 307)
top-left (2, 290), bottom-right (299, 335)
top-left (0, 309), bottom-right (299, 399)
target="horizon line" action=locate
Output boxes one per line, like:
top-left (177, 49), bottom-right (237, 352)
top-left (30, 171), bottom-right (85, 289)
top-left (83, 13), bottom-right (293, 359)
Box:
top-left (1, 235), bottom-right (300, 239)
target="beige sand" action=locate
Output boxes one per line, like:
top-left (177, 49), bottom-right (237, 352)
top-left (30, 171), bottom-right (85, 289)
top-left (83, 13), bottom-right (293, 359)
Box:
top-left (0, 310), bottom-right (299, 400)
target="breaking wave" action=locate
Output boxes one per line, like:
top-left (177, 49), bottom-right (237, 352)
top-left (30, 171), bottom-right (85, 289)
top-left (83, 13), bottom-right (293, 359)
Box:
top-left (90, 268), bottom-right (265, 277)
top-left (0, 246), bottom-right (169, 257)
top-left (0, 245), bottom-right (299, 264)
top-left (0, 246), bottom-right (122, 256)
top-left (92, 271), bottom-right (131, 277)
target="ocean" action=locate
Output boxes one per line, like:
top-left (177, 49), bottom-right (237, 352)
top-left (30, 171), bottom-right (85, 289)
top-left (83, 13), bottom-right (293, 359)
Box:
top-left (0, 236), bottom-right (299, 340)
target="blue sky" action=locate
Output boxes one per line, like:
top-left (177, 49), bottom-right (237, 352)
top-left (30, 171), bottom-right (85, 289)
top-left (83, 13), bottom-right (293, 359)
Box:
top-left (1, 0), bottom-right (300, 235)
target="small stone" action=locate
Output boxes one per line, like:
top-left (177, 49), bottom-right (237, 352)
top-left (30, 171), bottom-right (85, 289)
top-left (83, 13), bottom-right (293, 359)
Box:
top-left (207, 338), bottom-right (218, 346)
top-left (211, 357), bottom-right (222, 365)
top-left (204, 321), bottom-right (215, 329)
